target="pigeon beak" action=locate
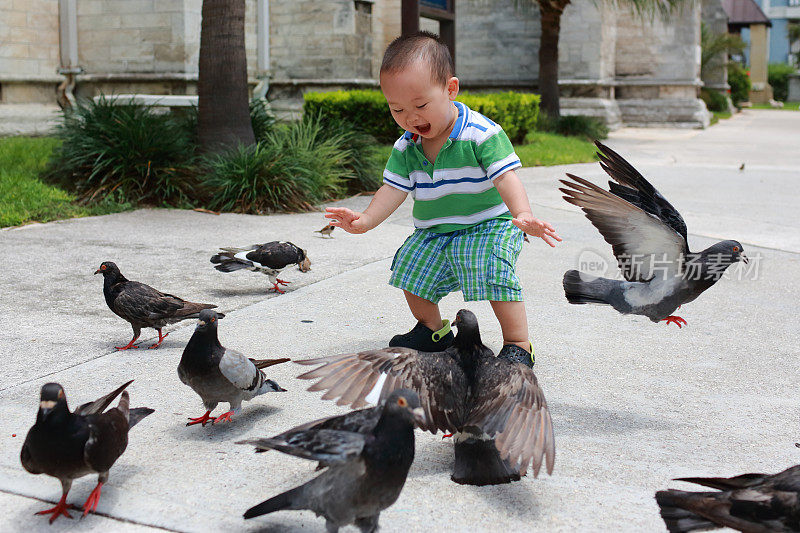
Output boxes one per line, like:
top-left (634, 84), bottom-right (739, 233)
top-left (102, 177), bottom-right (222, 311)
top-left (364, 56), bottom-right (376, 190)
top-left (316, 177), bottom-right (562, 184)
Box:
top-left (412, 407), bottom-right (426, 427)
top-left (94, 269), bottom-right (102, 275)
top-left (196, 320), bottom-right (206, 327)
top-left (39, 400), bottom-right (56, 417)
top-left (741, 253), bottom-right (749, 264)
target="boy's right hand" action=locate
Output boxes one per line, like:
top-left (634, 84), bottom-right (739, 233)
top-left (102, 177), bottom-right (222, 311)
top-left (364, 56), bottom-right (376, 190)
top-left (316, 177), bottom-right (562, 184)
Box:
top-left (325, 207), bottom-right (372, 234)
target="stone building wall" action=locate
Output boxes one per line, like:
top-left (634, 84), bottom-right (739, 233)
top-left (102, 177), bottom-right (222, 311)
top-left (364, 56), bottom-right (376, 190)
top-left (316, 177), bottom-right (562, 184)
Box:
top-left (0, 0), bottom-right (59, 103)
top-left (701, 0), bottom-right (730, 92)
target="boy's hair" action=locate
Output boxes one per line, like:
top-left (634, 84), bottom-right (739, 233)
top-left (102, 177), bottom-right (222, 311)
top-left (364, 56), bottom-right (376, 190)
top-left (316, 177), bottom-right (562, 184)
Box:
top-left (380, 31), bottom-right (454, 86)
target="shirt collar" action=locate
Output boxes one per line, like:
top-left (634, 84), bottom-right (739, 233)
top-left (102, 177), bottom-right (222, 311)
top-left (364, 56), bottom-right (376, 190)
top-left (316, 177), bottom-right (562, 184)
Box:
top-left (402, 101), bottom-right (466, 143)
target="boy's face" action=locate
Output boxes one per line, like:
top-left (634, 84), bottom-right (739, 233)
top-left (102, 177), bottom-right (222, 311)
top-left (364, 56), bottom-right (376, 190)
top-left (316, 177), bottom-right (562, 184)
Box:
top-left (380, 60), bottom-right (459, 141)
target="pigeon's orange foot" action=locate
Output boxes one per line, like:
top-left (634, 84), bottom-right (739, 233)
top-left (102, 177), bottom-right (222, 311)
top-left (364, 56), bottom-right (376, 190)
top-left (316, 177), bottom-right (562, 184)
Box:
top-left (115, 338), bottom-right (140, 350)
top-left (270, 284), bottom-right (286, 294)
top-left (662, 316), bottom-right (687, 328)
top-left (441, 433), bottom-right (453, 439)
top-left (148, 330), bottom-right (168, 349)
top-left (186, 410), bottom-right (216, 427)
top-left (81, 482), bottom-right (103, 517)
top-left (213, 411), bottom-right (234, 424)
top-left (276, 279), bottom-right (290, 286)
top-left (35, 495), bottom-right (74, 524)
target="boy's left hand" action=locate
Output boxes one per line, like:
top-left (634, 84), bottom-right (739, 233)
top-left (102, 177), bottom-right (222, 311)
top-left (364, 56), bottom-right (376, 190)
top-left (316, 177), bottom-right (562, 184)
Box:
top-left (512, 213), bottom-right (562, 247)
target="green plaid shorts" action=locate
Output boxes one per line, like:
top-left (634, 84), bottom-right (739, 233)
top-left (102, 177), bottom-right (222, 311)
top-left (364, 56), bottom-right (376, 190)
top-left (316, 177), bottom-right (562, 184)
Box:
top-left (389, 218), bottom-right (524, 304)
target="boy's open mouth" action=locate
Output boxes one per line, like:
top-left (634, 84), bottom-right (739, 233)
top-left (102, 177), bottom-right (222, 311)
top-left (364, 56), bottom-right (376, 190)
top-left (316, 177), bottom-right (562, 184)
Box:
top-left (415, 123), bottom-right (431, 135)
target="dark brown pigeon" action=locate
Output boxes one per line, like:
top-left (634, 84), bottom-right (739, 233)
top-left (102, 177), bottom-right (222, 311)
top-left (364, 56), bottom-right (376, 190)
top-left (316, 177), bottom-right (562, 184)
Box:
top-left (210, 241), bottom-right (311, 293)
top-left (20, 381), bottom-right (153, 523)
top-left (560, 142), bottom-right (748, 328)
top-left (295, 309), bottom-right (555, 486)
top-left (238, 389), bottom-right (424, 532)
top-left (656, 464), bottom-right (800, 532)
top-left (95, 261), bottom-right (220, 350)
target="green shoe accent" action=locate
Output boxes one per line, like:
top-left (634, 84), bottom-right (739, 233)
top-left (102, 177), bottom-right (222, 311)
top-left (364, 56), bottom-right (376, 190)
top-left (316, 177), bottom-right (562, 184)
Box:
top-left (431, 319), bottom-right (451, 342)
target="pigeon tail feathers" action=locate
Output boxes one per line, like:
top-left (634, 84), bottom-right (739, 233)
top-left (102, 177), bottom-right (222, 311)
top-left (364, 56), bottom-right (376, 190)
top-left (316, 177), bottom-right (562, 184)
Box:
top-left (244, 485), bottom-right (305, 519)
top-left (252, 357), bottom-right (291, 369)
top-left (128, 407), bottom-right (155, 428)
top-left (655, 490), bottom-right (718, 533)
top-left (452, 438), bottom-right (521, 486)
top-left (563, 270), bottom-right (615, 305)
top-left (173, 302), bottom-right (218, 319)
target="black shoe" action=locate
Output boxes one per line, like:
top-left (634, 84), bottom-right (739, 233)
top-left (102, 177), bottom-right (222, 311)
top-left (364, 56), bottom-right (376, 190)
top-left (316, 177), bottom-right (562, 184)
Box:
top-left (389, 320), bottom-right (454, 352)
top-left (497, 343), bottom-right (535, 368)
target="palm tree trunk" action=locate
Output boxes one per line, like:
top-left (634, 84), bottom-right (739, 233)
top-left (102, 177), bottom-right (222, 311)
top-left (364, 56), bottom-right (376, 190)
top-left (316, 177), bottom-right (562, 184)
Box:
top-left (538, 1), bottom-right (569, 119)
top-left (198, 0), bottom-right (255, 152)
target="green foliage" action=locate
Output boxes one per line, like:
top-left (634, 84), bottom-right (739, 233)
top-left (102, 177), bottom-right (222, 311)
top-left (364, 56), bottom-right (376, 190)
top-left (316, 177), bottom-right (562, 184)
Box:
top-left (304, 90), bottom-right (401, 144)
top-left (700, 22), bottom-right (746, 77)
top-left (457, 92), bottom-right (540, 144)
top-left (0, 137), bottom-right (131, 227)
top-left (768, 63), bottom-right (797, 102)
top-left (199, 115), bottom-right (381, 213)
top-left (535, 113), bottom-right (608, 141)
top-left (44, 97), bottom-right (198, 206)
top-left (727, 63), bottom-right (751, 106)
top-left (516, 131), bottom-right (599, 166)
top-left (303, 90), bottom-right (540, 144)
top-left (250, 97), bottom-right (277, 142)
top-left (700, 88), bottom-right (729, 112)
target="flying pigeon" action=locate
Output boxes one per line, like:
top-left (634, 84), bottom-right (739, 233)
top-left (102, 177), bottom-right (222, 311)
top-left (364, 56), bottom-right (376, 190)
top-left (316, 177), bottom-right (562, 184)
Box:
top-left (210, 241), bottom-right (311, 293)
top-left (178, 309), bottom-right (289, 426)
top-left (315, 224), bottom-right (336, 238)
top-left (95, 261), bottom-right (221, 350)
top-left (238, 389), bottom-right (425, 532)
top-left (560, 142), bottom-right (748, 328)
top-left (20, 380), bottom-right (153, 523)
top-left (656, 464), bottom-right (800, 532)
top-left (295, 309), bottom-right (555, 486)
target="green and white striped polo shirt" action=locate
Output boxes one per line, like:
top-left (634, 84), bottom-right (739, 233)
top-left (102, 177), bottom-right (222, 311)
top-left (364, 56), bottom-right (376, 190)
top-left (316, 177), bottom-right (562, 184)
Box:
top-left (383, 100), bottom-right (521, 233)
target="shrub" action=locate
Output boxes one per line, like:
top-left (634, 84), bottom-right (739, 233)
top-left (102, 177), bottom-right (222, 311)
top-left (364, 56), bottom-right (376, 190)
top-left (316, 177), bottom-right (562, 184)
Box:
top-left (303, 90), bottom-right (540, 144)
top-left (44, 97), bottom-right (198, 205)
top-left (700, 88), bottom-right (729, 112)
top-left (768, 63), bottom-right (796, 102)
top-left (250, 97), bottom-right (277, 142)
top-left (727, 63), bottom-right (751, 106)
top-left (535, 114), bottom-right (608, 141)
top-left (199, 115), bottom-right (381, 213)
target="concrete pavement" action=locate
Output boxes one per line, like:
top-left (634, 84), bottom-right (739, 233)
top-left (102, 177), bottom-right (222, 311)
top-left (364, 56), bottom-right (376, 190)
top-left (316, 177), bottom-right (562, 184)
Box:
top-left (1, 109), bottom-right (798, 532)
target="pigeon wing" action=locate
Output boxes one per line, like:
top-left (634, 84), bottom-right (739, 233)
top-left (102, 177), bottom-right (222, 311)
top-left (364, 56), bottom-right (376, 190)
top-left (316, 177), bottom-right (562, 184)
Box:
top-left (246, 241), bottom-right (302, 270)
top-left (75, 380), bottom-right (134, 416)
top-left (465, 360), bottom-right (555, 478)
top-left (296, 347), bottom-right (468, 435)
top-left (561, 174), bottom-right (689, 281)
top-left (83, 404), bottom-right (130, 474)
top-left (219, 348), bottom-right (263, 392)
top-left (596, 141), bottom-right (689, 242)
top-left (112, 281), bottom-right (184, 322)
top-left (238, 429), bottom-right (366, 465)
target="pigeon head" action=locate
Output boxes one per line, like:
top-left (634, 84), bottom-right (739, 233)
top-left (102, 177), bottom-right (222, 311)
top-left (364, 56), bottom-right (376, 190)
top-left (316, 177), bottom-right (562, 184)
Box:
top-left (453, 309), bottom-right (483, 349)
top-left (383, 389), bottom-right (425, 427)
top-left (37, 383), bottom-right (68, 420)
top-left (195, 309), bottom-right (221, 331)
top-left (298, 250), bottom-right (311, 273)
top-left (94, 261), bottom-right (121, 277)
top-left (692, 240), bottom-right (749, 282)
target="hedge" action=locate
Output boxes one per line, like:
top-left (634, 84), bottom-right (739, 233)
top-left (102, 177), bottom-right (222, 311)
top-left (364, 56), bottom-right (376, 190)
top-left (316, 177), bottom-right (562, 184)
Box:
top-left (768, 63), bottom-right (796, 102)
top-left (304, 90), bottom-right (540, 144)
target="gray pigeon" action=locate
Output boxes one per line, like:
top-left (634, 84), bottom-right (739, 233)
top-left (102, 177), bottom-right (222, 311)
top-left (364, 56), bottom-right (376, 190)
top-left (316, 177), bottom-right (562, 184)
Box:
top-left (238, 389), bottom-right (425, 532)
top-left (295, 309), bottom-right (555, 486)
top-left (656, 464), bottom-right (800, 532)
top-left (210, 241), bottom-right (311, 293)
top-left (560, 142), bottom-right (748, 328)
top-left (178, 309), bottom-right (289, 426)
top-left (20, 381), bottom-right (153, 523)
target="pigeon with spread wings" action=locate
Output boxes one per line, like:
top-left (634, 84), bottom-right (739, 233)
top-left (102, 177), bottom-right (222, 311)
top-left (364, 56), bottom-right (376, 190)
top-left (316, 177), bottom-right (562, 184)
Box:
top-left (656, 464), bottom-right (800, 532)
top-left (210, 241), bottom-right (311, 293)
top-left (20, 381), bottom-right (153, 523)
top-left (296, 309), bottom-right (555, 486)
top-left (238, 389), bottom-right (424, 532)
top-left (95, 261), bottom-right (220, 349)
top-left (560, 142), bottom-right (747, 328)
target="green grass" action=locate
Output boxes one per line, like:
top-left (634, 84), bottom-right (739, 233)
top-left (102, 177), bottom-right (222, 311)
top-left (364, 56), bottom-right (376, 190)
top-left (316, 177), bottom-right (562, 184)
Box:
top-left (377, 131), bottom-right (598, 170)
top-left (0, 137), bottom-right (131, 228)
top-left (748, 101), bottom-right (800, 110)
top-left (710, 110), bottom-right (732, 125)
